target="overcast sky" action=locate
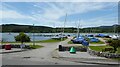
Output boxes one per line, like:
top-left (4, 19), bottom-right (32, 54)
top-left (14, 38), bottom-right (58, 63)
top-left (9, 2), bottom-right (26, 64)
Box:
top-left (0, 2), bottom-right (118, 28)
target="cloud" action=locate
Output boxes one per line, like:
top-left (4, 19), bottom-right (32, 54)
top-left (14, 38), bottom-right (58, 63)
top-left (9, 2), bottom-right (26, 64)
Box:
top-left (0, 10), bottom-right (30, 19)
top-left (79, 16), bottom-right (118, 28)
top-left (1, 2), bottom-right (118, 27)
top-left (31, 2), bottom-right (117, 26)
top-left (33, 3), bottom-right (104, 19)
top-left (1, 0), bottom-right (120, 2)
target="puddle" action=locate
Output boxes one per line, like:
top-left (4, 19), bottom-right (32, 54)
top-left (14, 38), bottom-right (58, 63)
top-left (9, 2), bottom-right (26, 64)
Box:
top-left (55, 62), bottom-right (58, 64)
top-left (23, 56), bottom-right (31, 59)
top-left (41, 57), bottom-right (44, 59)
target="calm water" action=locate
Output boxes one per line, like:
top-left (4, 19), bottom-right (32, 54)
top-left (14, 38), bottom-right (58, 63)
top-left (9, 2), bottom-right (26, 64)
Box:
top-left (0, 33), bottom-right (116, 42)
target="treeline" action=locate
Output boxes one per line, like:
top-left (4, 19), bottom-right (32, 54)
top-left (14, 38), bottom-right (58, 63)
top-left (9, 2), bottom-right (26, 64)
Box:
top-left (1, 24), bottom-right (120, 33)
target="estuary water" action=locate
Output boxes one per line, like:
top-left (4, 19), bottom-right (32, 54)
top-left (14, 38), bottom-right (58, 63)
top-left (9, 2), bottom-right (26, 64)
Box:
top-left (0, 33), bottom-right (116, 42)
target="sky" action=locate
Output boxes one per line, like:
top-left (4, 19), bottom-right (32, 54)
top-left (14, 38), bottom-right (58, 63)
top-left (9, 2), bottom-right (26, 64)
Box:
top-left (0, 2), bottom-right (118, 28)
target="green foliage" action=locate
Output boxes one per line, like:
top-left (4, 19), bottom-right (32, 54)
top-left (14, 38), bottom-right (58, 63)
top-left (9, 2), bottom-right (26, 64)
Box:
top-left (116, 25), bottom-right (120, 33)
top-left (38, 39), bottom-right (61, 43)
top-left (1, 24), bottom-right (120, 33)
top-left (116, 47), bottom-right (120, 53)
top-left (106, 39), bottom-right (112, 43)
top-left (109, 40), bottom-right (120, 52)
top-left (15, 32), bottom-right (30, 43)
top-left (68, 41), bottom-right (73, 44)
top-left (89, 46), bottom-right (120, 53)
top-left (101, 48), bottom-right (114, 53)
top-left (90, 41), bottom-right (104, 44)
top-left (89, 46), bottom-right (113, 52)
top-left (109, 50), bottom-right (115, 53)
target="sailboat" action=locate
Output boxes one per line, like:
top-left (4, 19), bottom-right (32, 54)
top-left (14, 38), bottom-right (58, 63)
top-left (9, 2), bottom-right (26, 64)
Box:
top-left (72, 19), bottom-right (85, 44)
top-left (52, 13), bottom-right (67, 40)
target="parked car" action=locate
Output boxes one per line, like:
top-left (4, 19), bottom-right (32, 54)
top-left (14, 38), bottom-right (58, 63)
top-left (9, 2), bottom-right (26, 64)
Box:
top-left (90, 38), bottom-right (99, 42)
top-left (72, 37), bottom-right (85, 44)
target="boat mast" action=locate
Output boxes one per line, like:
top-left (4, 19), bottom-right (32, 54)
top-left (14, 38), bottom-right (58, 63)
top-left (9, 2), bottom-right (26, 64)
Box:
top-left (63, 13), bottom-right (67, 35)
top-left (77, 19), bottom-right (80, 38)
top-left (61, 13), bottom-right (67, 42)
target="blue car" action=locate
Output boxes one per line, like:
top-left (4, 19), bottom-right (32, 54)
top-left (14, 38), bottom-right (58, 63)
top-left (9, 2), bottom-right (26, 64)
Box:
top-left (87, 34), bottom-right (94, 37)
top-left (90, 38), bottom-right (99, 42)
top-left (86, 34), bottom-right (94, 39)
top-left (72, 37), bottom-right (85, 44)
top-left (82, 40), bottom-right (89, 46)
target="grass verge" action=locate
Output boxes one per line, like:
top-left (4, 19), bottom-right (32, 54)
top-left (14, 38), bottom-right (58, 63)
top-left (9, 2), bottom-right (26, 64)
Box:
top-left (35, 37), bottom-right (67, 43)
top-left (111, 58), bottom-right (120, 61)
top-left (1, 37), bottom-right (68, 44)
top-left (89, 46), bottom-right (113, 52)
top-left (29, 45), bottom-right (44, 49)
top-left (68, 41), bottom-right (73, 44)
top-left (36, 38), bottom-right (64, 43)
top-left (90, 41), bottom-right (105, 44)
top-left (89, 46), bottom-right (120, 54)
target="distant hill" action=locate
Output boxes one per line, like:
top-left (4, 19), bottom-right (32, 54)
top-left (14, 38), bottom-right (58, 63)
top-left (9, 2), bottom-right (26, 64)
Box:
top-left (1, 24), bottom-right (53, 33)
top-left (0, 24), bottom-right (120, 33)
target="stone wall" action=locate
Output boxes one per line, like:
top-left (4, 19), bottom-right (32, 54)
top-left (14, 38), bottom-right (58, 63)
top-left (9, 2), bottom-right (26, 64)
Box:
top-left (0, 44), bottom-right (31, 49)
top-left (58, 45), bottom-right (87, 52)
top-left (87, 47), bottom-right (120, 58)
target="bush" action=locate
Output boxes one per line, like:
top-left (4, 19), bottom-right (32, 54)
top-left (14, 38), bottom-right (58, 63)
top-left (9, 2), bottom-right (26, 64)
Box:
top-left (15, 32), bottom-right (30, 44)
top-left (102, 48), bottom-right (113, 52)
top-left (104, 48), bottom-right (113, 51)
top-left (106, 39), bottom-right (112, 43)
top-left (109, 50), bottom-right (115, 53)
top-left (109, 40), bottom-right (120, 52)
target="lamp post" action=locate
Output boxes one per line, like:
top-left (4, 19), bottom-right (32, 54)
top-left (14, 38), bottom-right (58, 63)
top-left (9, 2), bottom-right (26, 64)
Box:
top-left (33, 24), bottom-right (35, 46)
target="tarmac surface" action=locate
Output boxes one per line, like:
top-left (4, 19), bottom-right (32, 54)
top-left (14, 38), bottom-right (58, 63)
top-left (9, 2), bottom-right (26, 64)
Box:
top-left (0, 48), bottom-right (28, 54)
top-left (54, 51), bottom-right (119, 65)
top-left (1, 38), bottom-right (95, 65)
top-left (0, 37), bottom-right (120, 67)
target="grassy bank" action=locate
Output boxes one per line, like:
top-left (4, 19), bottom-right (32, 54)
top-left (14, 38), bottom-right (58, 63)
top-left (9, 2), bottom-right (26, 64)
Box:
top-left (89, 46), bottom-right (120, 54)
top-left (89, 46), bottom-right (120, 61)
top-left (116, 47), bottom-right (120, 54)
top-left (29, 45), bottom-right (44, 49)
top-left (36, 39), bottom-right (62, 43)
top-left (90, 41), bottom-right (105, 44)
top-left (34, 37), bottom-right (67, 43)
top-left (68, 40), bottom-right (73, 44)
top-left (89, 46), bottom-right (113, 52)
top-left (1, 37), bottom-right (68, 44)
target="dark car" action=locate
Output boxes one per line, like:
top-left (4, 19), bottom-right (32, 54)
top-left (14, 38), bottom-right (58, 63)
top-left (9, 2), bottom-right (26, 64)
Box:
top-left (72, 37), bottom-right (85, 44)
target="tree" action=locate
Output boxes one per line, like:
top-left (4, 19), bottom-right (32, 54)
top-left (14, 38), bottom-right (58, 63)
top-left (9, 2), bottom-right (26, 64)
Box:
top-left (15, 32), bottom-right (30, 44)
top-left (109, 40), bottom-right (120, 52)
